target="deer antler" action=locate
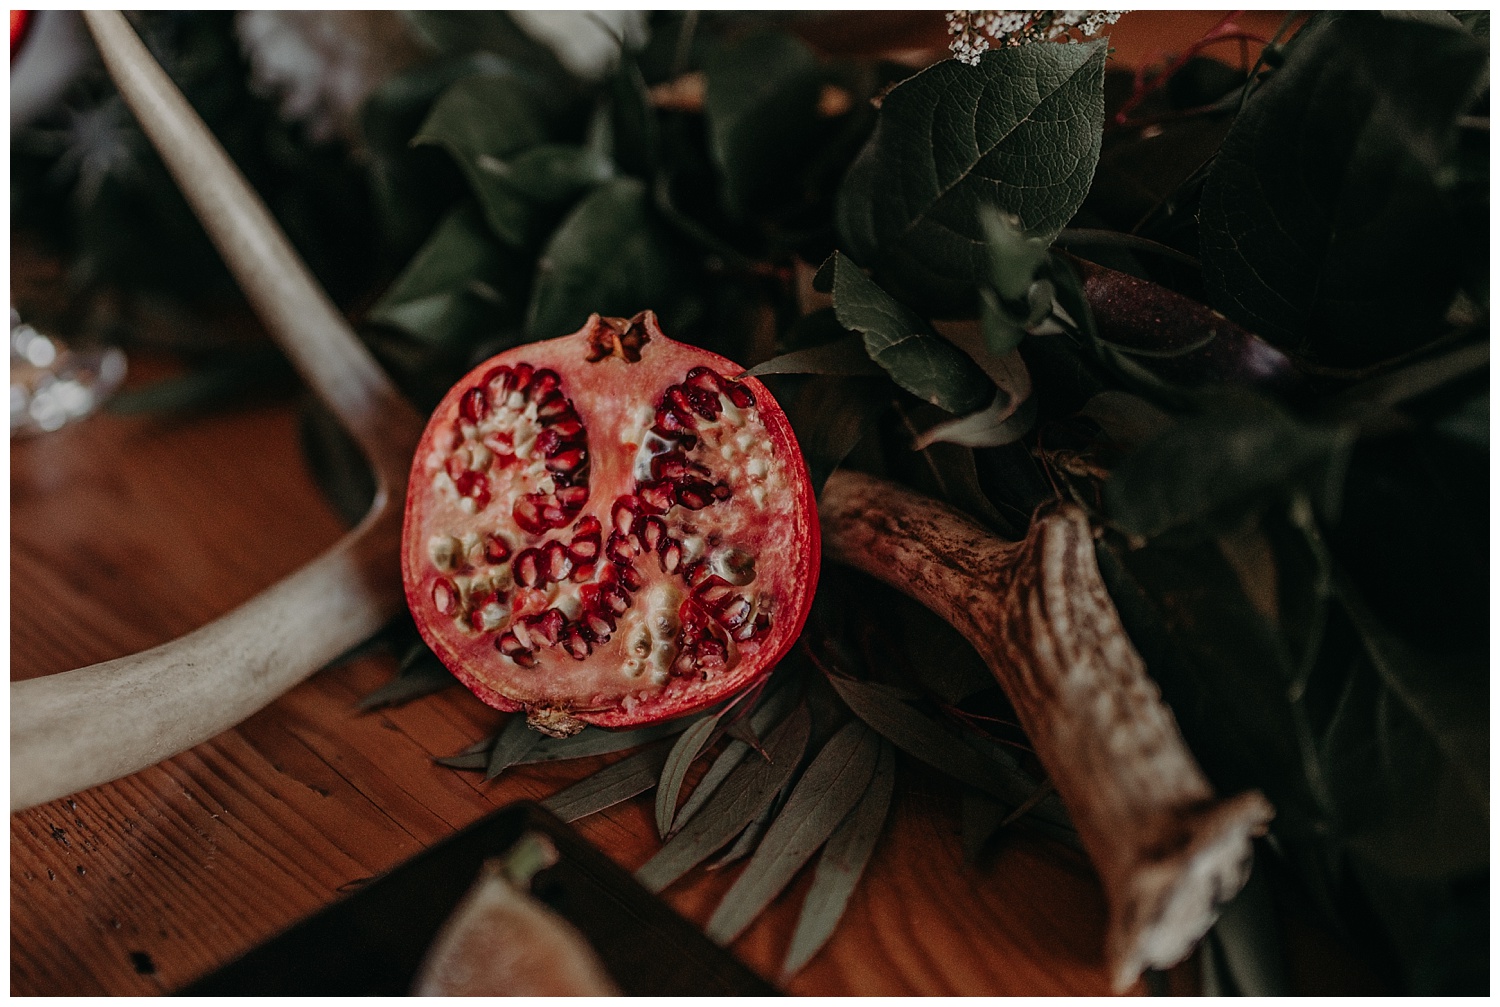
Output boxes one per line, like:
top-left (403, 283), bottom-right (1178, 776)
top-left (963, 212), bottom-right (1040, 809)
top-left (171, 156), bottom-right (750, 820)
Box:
top-left (10, 12), bottom-right (425, 811)
top-left (818, 469), bottom-right (1274, 990)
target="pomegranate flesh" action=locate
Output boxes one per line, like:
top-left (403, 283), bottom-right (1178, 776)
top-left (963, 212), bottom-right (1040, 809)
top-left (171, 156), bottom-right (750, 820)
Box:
top-left (402, 311), bottom-right (820, 737)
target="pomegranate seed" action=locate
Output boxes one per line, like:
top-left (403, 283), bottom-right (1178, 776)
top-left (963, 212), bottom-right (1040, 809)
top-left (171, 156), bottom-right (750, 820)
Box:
top-left (460, 386), bottom-right (489, 423)
top-left (579, 583), bottom-right (602, 610)
top-left (682, 561), bottom-right (711, 588)
top-left (513, 548), bottom-right (544, 588)
top-left (676, 481), bottom-right (714, 509)
top-left (713, 482), bottom-right (732, 501)
top-left (513, 617), bottom-right (536, 650)
top-left (654, 403), bottom-right (692, 435)
top-left (727, 383), bottom-right (754, 408)
top-left (637, 480), bottom-right (675, 513)
top-left (561, 625), bottom-right (591, 660)
top-left (555, 485), bottom-right (589, 508)
top-left (601, 583), bottom-right (631, 614)
top-left (685, 367), bottom-right (724, 393)
top-left (550, 417), bottom-right (584, 439)
top-left (652, 452), bottom-right (708, 482)
top-left (667, 386), bottom-right (696, 418)
top-left (535, 393), bottom-right (573, 422)
top-left (547, 448), bottom-right (587, 473)
top-left (484, 533), bottom-right (511, 563)
top-left (697, 640), bottom-right (727, 673)
top-left (659, 539), bottom-right (682, 574)
top-left (544, 541), bottom-right (573, 582)
top-left (636, 516), bottom-right (666, 551)
top-left (513, 494), bottom-right (549, 534)
top-left (527, 608), bottom-right (565, 647)
top-left (569, 529), bottom-right (601, 562)
top-left (528, 369), bottom-right (562, 401)
top-left (685, 386), bottom-right (721, 420)
top-left (606, 532), bottom-right (638, 564)
top-left (481, 364), bottom-right (511, 390)
top-left (716, 594), bottom-right (752, 630)
top-left (571, 562), bottom-right (596, 583)
top-left (733, 621), bottom-right (757, 641)
top-left (585, 609), bottom-right (616, 641)
top-left (573, 514), bottom-right (601, 535)
top-left (611, 498), bottom-right (638, 536)
top-left (535, 427), bottom-right (564, 457)
top-left (432, 579), bottom-right (457, 615)
top-left (696, 576), bottom-right (734, 607)
top-left (615, 562), bottom-right (645, 591)
top-left (507, 363), bottom-right (535, 397)
top-left (541, 503), bottom-right (572, 527)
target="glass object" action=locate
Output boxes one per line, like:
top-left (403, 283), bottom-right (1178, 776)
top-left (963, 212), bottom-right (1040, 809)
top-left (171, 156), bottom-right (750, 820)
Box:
top-left (10, 308), bottom-right (127, 437)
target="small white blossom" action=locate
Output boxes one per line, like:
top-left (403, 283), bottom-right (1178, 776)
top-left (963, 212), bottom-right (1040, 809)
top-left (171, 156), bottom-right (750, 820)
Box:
top-left (946, 10), bottom-right (1127, 65)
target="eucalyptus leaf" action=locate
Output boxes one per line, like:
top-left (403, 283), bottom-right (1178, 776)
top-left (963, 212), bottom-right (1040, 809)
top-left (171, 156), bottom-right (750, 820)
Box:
top-left (1199, 14), bottom-right (1489, 367)
top-left (526, 177), bottom-right (692, 340)
top-left (636, 703), bottom-right (811, 893)
top-left (433, 751), bottom-right (489, 771)
top-left (704, 32), bottom-right (825, 217)
top-left (709, 781), bottom-right (786, 871)
top-left (824, 674), bottom-right (1036, 808)
top-left (822, 251), bottom-right (992, 414)
top-left (355, 659), bottom-right (456, 712)
top-left (655, 712), bottom-right (724, 839)
top-left (521, 717), bottom-right (702, 763)
top-left (781, 737), bottom-right (895, 979)
top-left (486, 714), bottom-right (544, 780)
top-left (705, 720), bottom-right (881, 945)
top-left (1208, 851), bottom-right (1290, 996)
top-left (836, 40), bottom-right (1107, 313)
top-left (540, 741), bottom-right (673, 823)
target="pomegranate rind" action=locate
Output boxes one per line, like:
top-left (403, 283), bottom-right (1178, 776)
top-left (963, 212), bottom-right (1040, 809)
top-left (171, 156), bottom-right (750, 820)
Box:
top-left (401, 313), bottom-right (820, 731)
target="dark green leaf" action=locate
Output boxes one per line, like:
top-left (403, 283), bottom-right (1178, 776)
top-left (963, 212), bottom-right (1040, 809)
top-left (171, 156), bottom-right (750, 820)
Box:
top-left (779, 374), bottom-right (890, 496)
top-left (414, 73), bottom-right (548, 247)
top-left (1199, 15), bottom-right (1489, 367)
top-left (521, 717), bottom-right (701, 763)
top-left (655, 712), bottom-right (724, 839)
top-left (1104, 393), bottom-right (1353, 539)
top-left (401, 12), bottom-right (576, 100)
top-left (300, 401), bottom-right (376, 529)
top-left (433, 751), bottom-right (488, 771)
top-left (709, 780), bottom-right (786, 871)
top-left (703, 32), bottom-right (824, 217)
top-left (705, 720), bottom-right (881, 944)
top-left (1079, 390), bottom-right (1175, 450)
top-left (540, 741), bottom-right (673, 823)
top-left (636, 704), bottom-right (811, 893)
top-left (355, 659), bottom-right (455, 712)
top-left (824, 674), bottom-right (1034, 808)
top-left (912, 389), bottom-right (1036, 450)
top-left (368, 203), bottom-right (517, 346)
top-left (836, 40), bottom-right (1107, 313)
top-left (669, 678), bottom-right (801, 837)
top-left (961, 790), bottom-right (1007, 863)
top-left (823, 251), bottom-right (992, 414)
top-left (741, 334), bottom-right (885, 379)
top-left (781, 738), bottom-right (895, 978)
top-left (486, 714), bottom-right (544, 780)
top-left (526, 177), bottom-right (691, 340)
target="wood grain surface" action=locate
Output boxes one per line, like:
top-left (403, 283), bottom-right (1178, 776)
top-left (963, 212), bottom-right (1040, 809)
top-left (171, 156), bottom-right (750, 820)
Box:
top-left (11, 370), bottom-right (1134, 996)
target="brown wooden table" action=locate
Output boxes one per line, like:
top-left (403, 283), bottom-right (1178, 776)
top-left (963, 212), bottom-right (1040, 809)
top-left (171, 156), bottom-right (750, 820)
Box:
top-left (11, 356), bottom-right (1139, 995)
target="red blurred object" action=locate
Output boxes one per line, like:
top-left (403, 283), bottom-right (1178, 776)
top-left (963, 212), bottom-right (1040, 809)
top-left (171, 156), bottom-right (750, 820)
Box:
top-left (11, 9), bottom-right (31, 55)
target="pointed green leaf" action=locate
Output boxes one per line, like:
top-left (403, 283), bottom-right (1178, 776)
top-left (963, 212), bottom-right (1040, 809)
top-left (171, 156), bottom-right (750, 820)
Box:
top-left (741, 334), bottom-right (885, 379)
top-left (781, 738), bottom-right (895, 978)
top-left (1199, 15), bottom-right (1488, 367)
top-left (526, 177), bottom-right (691, 340)
top-left (912, 388), bottom-right (1036, 450)
top-left (636, 704), bottom-right (811, 893)
top-left (836, 40), bottom-right (1106, 313)
top-left (670, 679), bottom-right (802, 835)
top-left (540, 742), bottom-right (673, 823)
top-left (521, 716), bottom-right (703, 763)
top-left (356, 660), bottom-right (456, 712)
top-left (655, 712), bottom-right (724, 838)
top-left (705, 720), bottom-right (881, 945)
top-left (825, 251), bottom-right (991, 415)
top-left (486, 714), bottom-right (544, 780)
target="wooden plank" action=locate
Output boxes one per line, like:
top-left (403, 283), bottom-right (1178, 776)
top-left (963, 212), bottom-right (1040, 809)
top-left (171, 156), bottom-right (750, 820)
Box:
top-left (10, 377), bottom-right (1124, 996)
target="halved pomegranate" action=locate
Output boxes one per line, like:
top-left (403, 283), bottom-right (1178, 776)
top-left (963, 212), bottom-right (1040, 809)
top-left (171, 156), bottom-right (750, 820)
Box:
top-left (401, 311), bottom-right (820, 737)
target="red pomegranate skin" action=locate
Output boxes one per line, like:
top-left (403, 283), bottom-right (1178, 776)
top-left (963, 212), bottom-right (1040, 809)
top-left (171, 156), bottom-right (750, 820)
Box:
top-left (401, 312), bottom-right (819, 735)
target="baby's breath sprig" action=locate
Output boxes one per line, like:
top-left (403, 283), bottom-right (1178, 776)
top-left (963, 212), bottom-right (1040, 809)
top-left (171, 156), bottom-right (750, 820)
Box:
top-left (945, 11), bottom-right (1127, 66)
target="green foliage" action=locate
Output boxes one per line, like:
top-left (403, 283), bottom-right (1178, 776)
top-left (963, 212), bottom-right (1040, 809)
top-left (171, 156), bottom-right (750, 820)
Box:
top-left (1199, 13), bottom-right (1489, 368)
top-left (837, 40), bottom-right (1107, 313)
